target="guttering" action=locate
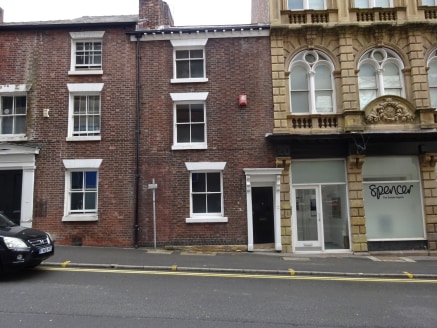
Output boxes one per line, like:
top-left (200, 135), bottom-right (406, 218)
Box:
top-left (132, 32), bottom-right (142, 248)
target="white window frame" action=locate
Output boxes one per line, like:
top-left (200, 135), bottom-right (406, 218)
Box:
top-left (170, 39), bottom-right (208, 83)
top-left (0, 84), bottom-right (31, 142)
top-left (289, 50), bottom-right (336, 114)
top-left (69, 31), bottom-right (105, 75)
top-left (67, 83), bottom-right (104, 141)
top-left (62, 159), bottom-right (102, 222)
top-left (358, 48), bottom-right (405, 109)
top-left (288, 0), bottom-right (326, 10)
top-left (354, 0), bottom-right (393, 8)
top-left (185, 162), bottom-right (227, 223)
top-left (427, 50), bottom-right (437, 109)
top-left (170, 92), bottom-right (208, 150)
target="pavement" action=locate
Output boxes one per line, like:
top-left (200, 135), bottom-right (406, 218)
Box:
top-left (42, 245), bottom-right (437, 279)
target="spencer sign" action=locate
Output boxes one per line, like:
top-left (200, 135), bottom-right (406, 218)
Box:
top-left (368, 184), bottom-right (414, 200)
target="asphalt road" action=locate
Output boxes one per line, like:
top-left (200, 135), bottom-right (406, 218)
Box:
top-left (1, 267), bottom-right (437, 328)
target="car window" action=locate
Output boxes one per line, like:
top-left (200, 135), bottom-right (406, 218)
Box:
top-left (0, 213), bottom-right (17, 227)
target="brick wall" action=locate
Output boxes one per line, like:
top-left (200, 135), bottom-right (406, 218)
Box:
top-left (139, 0), bottom-right (174, 29)
top-left (0, 24), bottom-right (138, 247)
top-left (136, 35), bottom-right (276, 247)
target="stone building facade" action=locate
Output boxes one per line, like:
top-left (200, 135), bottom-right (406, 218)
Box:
top-left (256, 0), bottom-right (437, 253)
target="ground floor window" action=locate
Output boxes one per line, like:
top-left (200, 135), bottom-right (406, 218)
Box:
top-left (185, 162), bottom-right (228, 223)
top-left (62, 159), bottom-right (102, 222)
top-left (363, 156), bottom-right (425, 240)
top-left (292, 160), bottom-right (349, 252)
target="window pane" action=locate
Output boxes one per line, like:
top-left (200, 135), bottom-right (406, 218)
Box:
top-left (88, 96), bottom-right (100, 114)
top-left (71, 193), bottom-right (83, 210)
top-left (193, 194), bottom-right (206, 213)
top-left (192, 173), bottom-right (206, 192)
top-left (176, 61), bottom-right (190, 78)
top-left (85, 171), bottom-right (97, 189)
top-left (315, 91), bottom-right (333, 113)
top-left (15, 96), bottom-right (27, 114)
top-left (176, 105), bottom-right (190, 123)
top-left (2, 97), bottom-right (13, 114)
top-left (429, 61), bottom-right (437, 108)
top-left (290, 66), bottom-right (308, 90)
top-left (176, 50), bottom-right (189, 59)
top-left (190, 50), bottom-right (203, 59)
top-left (71, 172), bottom-right (83, 190)
top-left (360, 90), bottom-right (377, 109)
top-left (15, 116), bottom-right (26, 133)
top-left (190, 105), bottom-right (204, 122)
top-left (309, 0), bottom-right (324, 9)
top-left (383, 63), bottom-right (401, 95)
top-left (89, 115), bottom-right (100, 132)
top-left (74, 96), bottom-right (87, 114)
top-left (422, 0), bottom-right (436, 5)
top-left (291, 92), bottom-right (309, 113)
top-left (288, 0), bottom-right (304, 9)
top-left (315, 65), bottom-right (332, 89)
top-left (177, 125), bottom-right (190, 142)
top-left (190, 60), bottom-right (204, 78)
top-left (292, 160), bottom-right (346, 184)
top-left (85, 192), bottom-right (97, 210)
top-left (359, 64), bottom-right (377, 88)
top-left (375, 0), bottom-right (390, 7)
top-left (191, 124), bottom-right (205, 142)
top-left (1, 117), bottom-right (13, 134)
top-left (207, 173), bottom-right (221, 192)
top-left (207, 194), bottom-right (221, 212)
top-left (355, 0), bottom-right (369, 7)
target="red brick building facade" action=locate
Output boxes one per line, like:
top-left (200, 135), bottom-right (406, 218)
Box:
top-left (0, 0), bottom-right (277, 250)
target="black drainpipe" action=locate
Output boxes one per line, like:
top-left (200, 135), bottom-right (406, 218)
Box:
top-left (134, 33), bottom-right (142, 248)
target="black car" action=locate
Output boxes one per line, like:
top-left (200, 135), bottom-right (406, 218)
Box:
top-left (0, 213), bottom-right (54, 272)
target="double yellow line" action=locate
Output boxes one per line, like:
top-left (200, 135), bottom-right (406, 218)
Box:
top-left (38, 266), bottom-right (437, 284)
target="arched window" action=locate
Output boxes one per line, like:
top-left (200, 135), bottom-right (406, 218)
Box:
top-left (427, 50), bottom-right (437, 109)
top-left (289, 50), bottom-right (335, 114)
top-left (358, 48), bottom-right (404, 109)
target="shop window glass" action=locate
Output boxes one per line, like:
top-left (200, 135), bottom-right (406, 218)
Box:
top-left (363, 157), bottom-right (424, 240)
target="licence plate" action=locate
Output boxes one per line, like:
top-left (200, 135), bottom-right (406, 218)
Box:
top-left (38, 246), bottom-right (53, 254)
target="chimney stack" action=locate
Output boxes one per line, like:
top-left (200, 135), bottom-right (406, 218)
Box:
top-left (0, 7), bottom-right (4, 24)
top-left (138, 0), bottom-right (174, 29)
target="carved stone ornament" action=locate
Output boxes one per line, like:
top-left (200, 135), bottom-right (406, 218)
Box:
top-left (365, 97), bottom-right (416, 124)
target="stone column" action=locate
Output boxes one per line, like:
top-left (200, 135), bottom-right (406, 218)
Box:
top-left (420, 153), bottom-right (437, 252)
top-left (276, 157), bottom-right (292, 253)
top-left (347, 155), bottom-right (368, 253)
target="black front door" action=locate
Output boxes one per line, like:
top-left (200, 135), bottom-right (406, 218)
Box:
top-left (252, 187), bottom-right (274, 244)
top-left (0, 170), bottom-right (22, 225)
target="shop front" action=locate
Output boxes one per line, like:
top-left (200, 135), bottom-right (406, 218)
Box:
top-left (363, 156), bottom-right (426, 251)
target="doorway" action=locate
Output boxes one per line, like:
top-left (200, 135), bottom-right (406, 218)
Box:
top-left (293, 184), bottom-right (350, 252)
top-left (252, 187), bottom-right (274, 244)
top-left (0, 170), bottom-right (23, 225)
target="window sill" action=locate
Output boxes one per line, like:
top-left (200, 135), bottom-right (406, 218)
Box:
top-left (172, 143), bottom-right (207, 150)
top-left (68, 70), bottom-right (103, 76)
top-left (62, 214), bottom-right (98, 222)
top-left (66, 136), bottom-right (101, 142)
top-left (186, 216), bottom-right (228, 224)
top-left (171, 78), bottom-right (208, 84)
top-left (0, 135), bottom-right (27, 142)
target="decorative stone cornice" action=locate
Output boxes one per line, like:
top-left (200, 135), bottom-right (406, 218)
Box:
top-left (420, 153), bottom-right (437, 169)
top-left (364, 96), bottom-right (416, 124)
